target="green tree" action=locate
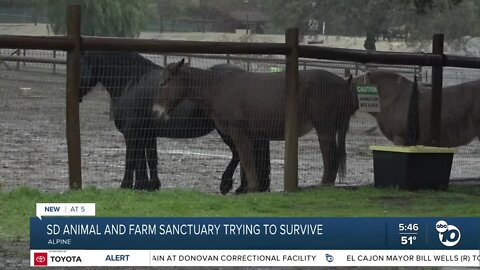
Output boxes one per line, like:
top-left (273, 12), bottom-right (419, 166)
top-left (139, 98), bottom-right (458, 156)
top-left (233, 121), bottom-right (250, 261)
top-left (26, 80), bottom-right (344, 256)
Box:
top-left (156, 0), bottom-right (184, 33)
top-left (406, 0), bottom-right (480, 41)
top-left (262, 0), bottom-right (476, 50)
top-left (325, 0), bottom-right (395, 50)
top-left (411, 0), bottom-right (464, 14)
top-left (260, 0), bottom-right (316, 36)
top-left (261, 0), bottom-right (399, 48)
top-left (43, 0), bottom-right (150, 37)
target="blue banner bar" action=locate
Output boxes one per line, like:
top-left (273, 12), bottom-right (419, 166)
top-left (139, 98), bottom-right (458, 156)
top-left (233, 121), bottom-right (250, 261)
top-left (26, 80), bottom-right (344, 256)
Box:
top-left (30, 217), bottom-right (480, 250)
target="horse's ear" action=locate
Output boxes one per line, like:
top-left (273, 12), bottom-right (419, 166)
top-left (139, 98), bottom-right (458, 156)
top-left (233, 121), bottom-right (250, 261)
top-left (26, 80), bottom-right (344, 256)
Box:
top-left (166, 59), bottom-right (185, 75)
top-left (346, 74), bottom-right (353, 84)
top-left (171, 58), bottom-right (185, 74)
top-left (364, 72), bottom-right (371, 83)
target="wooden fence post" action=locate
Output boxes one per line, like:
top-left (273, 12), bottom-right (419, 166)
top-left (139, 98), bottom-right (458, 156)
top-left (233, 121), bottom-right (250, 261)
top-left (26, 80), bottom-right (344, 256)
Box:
top-left (284, 28), bottom-right (299, 192)
top-left (53, 50), bottom-right (57, 74)
top-left (16, 49), bottom-right (20, 70)
top-left (66, 4), bottom-right (82, 190)
top-left (431, 34), bottom-right (444, 145)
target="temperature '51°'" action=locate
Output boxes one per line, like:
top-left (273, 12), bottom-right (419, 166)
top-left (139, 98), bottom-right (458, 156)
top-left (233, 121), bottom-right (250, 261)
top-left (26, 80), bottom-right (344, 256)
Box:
top-left (398, 223), bottom-right (419, 245)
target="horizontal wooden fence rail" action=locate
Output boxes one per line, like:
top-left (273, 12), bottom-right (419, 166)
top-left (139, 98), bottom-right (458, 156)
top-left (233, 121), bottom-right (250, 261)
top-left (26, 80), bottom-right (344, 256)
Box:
top-left (2, 37), bottom-right (480, 70)
top-left (82, 36), bottom-right (292, 55)
top-left (0, 35), bottom-right (75, 51)
top-left (0, 50), bottom-right (427, 82)
top-left (299, 45), bottom-right (443, 66)
top-left (0, 54), bottom-right (66, 64)
top-left (0, 36), bottom-right (291, 56)
top-left (300, 45), bottom-right (480, 69)
top-left (445, 55), bottom-right (480, 69)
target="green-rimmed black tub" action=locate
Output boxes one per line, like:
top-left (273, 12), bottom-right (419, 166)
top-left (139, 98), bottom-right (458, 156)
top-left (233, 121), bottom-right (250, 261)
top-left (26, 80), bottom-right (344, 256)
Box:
top-left (369, 146), bottom-right (457, 191)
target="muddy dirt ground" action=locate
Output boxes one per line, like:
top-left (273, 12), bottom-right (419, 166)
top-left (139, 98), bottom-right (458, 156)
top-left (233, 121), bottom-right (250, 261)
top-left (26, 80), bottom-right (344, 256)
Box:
top-left (1, 63), bottom-right (480, 269)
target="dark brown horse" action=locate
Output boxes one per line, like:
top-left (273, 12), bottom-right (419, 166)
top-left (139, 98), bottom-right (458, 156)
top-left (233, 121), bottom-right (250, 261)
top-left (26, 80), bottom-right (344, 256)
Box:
top-left (80, 52), bottom-right (271, 193)
top-left (357, 71), bottom-right (480, 147)
top-left (154, 59), bottom-right (358, 192)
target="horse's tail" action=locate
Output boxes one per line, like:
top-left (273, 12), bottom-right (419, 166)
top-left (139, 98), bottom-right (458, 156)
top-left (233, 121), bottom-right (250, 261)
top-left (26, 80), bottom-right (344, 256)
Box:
top-left (336, 74), bottom-right (359, 182)
top-left (336, 119), bottom-right (349, 182)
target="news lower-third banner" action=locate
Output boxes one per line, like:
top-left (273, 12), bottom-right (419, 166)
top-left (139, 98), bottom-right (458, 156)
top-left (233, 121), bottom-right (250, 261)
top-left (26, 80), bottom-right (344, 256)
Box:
top-left (30, 216), bottom-right (480, 267)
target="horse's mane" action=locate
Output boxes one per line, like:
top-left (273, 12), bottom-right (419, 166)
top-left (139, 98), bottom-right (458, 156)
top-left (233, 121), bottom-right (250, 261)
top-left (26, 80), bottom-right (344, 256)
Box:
top-left (83, 51), bottom-right (162, 94)
top-left (84, 51), bottom-right (160, 70)
top-left (369, 70), bottom-right (411, 85)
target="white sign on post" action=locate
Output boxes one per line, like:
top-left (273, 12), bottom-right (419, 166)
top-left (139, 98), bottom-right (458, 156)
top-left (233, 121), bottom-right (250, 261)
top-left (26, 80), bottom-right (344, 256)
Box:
top-left (356, 84), bottom-right (380, 112)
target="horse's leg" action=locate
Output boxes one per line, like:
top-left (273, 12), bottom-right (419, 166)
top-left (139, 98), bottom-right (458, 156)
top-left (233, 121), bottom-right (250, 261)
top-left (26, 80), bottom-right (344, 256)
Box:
top-left (236, 168), bottom-right (247, 194)
top-left (236, 139), bottom-right (271, 193)
top-left (229, 132), bottom-right (259, 192)
top-left (217, 130), bottom-right (240, 195)
top-left (121, 136), bottom-right (135, 189)
top-left (336, 119), bottom-right (349, 182)
top-left (315, 127), bottom-right (339, 185)
top-left (256, 139), bottom-right (271, 192)
top-left (145, 137), bottom-right (160, 191)
top-left (132, 138), bottom-right (149, 190)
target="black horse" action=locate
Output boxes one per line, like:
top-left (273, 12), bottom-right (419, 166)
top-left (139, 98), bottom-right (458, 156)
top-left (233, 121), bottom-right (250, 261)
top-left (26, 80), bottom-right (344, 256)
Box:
top-left (79, 51), bottom-right (270, 193)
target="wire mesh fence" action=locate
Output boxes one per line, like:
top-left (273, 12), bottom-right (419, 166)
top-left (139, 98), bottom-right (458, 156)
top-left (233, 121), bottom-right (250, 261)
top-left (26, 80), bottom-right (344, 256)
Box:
top-left (1, 49), bottom-right (479, 193)
top-left (0, 48), bottom-right (66, 75)
top-left (0, 57), bottom-right (68, 191)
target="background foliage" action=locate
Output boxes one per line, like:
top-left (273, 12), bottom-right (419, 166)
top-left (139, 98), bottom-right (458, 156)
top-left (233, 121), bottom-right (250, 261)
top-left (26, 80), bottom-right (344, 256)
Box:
top-left (259, 0), bottom-right (478, 49)
top-left (42, 0), bottom-right (150, 37)
top-left (1, 0), bottom-right (478, 45)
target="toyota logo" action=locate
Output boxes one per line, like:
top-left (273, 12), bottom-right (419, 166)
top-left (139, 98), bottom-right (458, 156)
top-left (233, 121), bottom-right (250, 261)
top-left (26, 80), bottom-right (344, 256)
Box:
top-left (34, 252), bottom-right (48, 266)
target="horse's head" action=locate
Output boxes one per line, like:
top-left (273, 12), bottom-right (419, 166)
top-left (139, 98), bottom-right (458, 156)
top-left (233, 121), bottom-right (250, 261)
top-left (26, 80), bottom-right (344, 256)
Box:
top-left (154, 59), bottom-right (188, 121)
top-left (79, 51), bottom-right (160, 102)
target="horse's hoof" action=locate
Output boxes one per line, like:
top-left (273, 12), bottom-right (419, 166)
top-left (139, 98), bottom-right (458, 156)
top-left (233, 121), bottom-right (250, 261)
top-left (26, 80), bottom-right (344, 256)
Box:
top-left (148, 180), bottom-right (161, 191)
top-left (120, 181), bottom-right (133, 189)
top-left (220, 179), bottom-right (233, 195)
top-left (134, 180), bottom-right (149, 190)
top-left (259, 181), bottom-right (271, 192)
top-left (320, 181), bottom-right (335, 186)
top-left (234, 185), bottom-right (247, 194)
